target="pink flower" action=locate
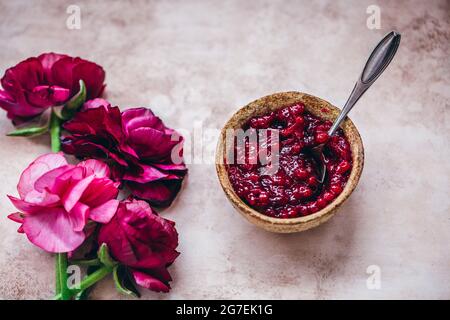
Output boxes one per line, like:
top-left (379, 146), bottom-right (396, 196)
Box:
top-left (62, 102), bottom-right (187, 207)
top-left (82, 98), bottom-right (111, 110)
top-left (98, 198), bottom-right (179, 292)
top-left (0, 53), bottom-right (105, 124)
top-left (7, 152), bottom-right (119, 253)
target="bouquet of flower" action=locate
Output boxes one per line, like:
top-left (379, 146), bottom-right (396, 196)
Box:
top-left (0, 53), bottom-right (187, 299)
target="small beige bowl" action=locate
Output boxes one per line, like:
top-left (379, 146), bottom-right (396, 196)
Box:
top-left (215, 92), bottom-right (364, 233)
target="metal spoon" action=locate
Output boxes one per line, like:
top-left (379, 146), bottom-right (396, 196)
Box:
top-left (312, 30), bottom-right (401, 184)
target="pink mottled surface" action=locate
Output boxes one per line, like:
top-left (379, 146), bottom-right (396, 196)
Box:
top-left (0, 0), bottom-right (449, 299)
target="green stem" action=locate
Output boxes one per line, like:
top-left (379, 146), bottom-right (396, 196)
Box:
top-left (73, 266), bottom-right (112, 294)
top-left (69, 258), bottom-right (101, 267)
top-left (50, 109), bottom-right (68, 299)
top-left (49, 111), bottom-right (61, 152)
top-left (56, 253), bottom-right (71, 300)
top-left (54, 265), bottom-right (112, 300)
top-left (48, 110), bottom-right (110, 300)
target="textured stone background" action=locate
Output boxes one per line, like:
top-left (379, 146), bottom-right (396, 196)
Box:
top-left (0, 0), bottom-right (449, 299)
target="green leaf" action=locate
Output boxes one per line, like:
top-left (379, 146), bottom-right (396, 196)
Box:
top-left (7, 125), bottom-right (49, 137)
top-left (98, 243), bottom-right (117, 269)
top-left (61, 79), bottom-right (86, 119)
top-left (7, 107), bottom-right (51, 137)
top-left (52, 105), bottom-right (65, 120)
top-left (113, 265), bottom-right (140, 298)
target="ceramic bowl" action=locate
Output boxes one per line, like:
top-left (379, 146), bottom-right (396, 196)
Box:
top-left (215, 91), bottom-right (364, 233)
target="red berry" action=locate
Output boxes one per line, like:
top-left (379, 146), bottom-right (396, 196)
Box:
top-left (279, 195), bottom-right (289, 205)
top-left (294, 168), bottom-right (309, 180)
top-left (248, 173), bottom-right (259, 183)
top-left (317, 197), bottom-right (327, 209)
top-left (280, 127), bottom-right (293, 137)
top-left (258, 191), bottom-right (269, 206)
top-left (294, 130), bottom-right (304, 139)
top-left (330, 184), bottom-right (343, 194)
top-left (308, 202), bottom-right (319, 213)
top-left (249, 118), bottom-right (259, 128)
top-left (316, 124), bottom-right (331, 132)
top-left (315, 132), bottom-right (329, 144)
top-left (249, 115), bottom-right (273, 128)
top-left (294, 116), bottom-right (305, 127)
top-left (336, 160), bottom-right (351, 174)
top-left (294, 186), bottom-right (313, 198)
top-left (290, 103), bottom-right (305, 115)
top-left (279, 210), bottom-right (289, 219)
top-left (307, 176), bottom-right (318, 186)
top-left (290, 143), bottom-right (302, 154)
top-left (286, 207), bottom-right (298, 218)
top-left (277, 108), bottom-right (291, 121)
top-left (247, 194), bottom-right (257, 206)
top-left (297, 205), bottom-right (309, 215)
top-left (323, 192), bottom-right (335, 202)
top-left (271, 175), bottom-right (286, 186)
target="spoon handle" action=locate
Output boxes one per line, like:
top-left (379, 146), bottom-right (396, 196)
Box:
top-left (328, 31), bottom-right (401, 136)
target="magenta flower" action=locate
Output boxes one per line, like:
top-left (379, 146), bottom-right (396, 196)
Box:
top-left (0, 53), bottom-right (105, 124)
top-left (98, 198), bottom-right (179, 292)
top-left (61, 101), bottom-right (187, 207)
top-left (8, 152), bottom-right (119, 253)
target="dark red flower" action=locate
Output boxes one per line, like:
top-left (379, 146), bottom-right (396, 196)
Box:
top-left (0, 53), bottom-right (105, 124)
top-left (61, 100), bottom-right (187, 207)
top-left (97, 198), bottom-right (179, 292)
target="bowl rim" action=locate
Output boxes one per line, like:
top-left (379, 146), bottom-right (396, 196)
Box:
top-left (215, 91), bottom-right (364, 231)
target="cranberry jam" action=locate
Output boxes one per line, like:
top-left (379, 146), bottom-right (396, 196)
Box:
top-left (226, 103), bottom-right (352, 219)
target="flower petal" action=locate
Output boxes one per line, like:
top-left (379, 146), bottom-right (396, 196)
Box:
top-left (152, 162), bottom-right (187, 172)
top-left (51, 57), bottom-right (74, 90)
top-left (82, 98), bottom-right (111, 110)
top-left (0, 90), bottom-right (22, 121)
top-left (128, 179), bottom-right (184, 207)
top-left (69, 202), bottom-right (90, 232)
top-left (121, 108), bottom-right (160, 133)
top-left (72, 61), bottom-right (105, 99)
top-left (89, 199), bottom-right (119, 224)
top-left (23, 207), bottom-right (85, 253)
top-left (62, 105), bottom-right (124, 143)
top-left (1, 57), bottom-right (43, 92)
top-left (17, 152), bottom-right (67, 199)
top-left (123, 164), bottom-right (168, 183)
top-left (80, 178), bottom-right (119, 207)
top-left (34, 164), bottom-right (74, 193)
top-left (26, 85), bottom-right (70, 108)
top-left (0, 57), bottom-right (48, 122)
top-left (38, 53), bottom-right (67, 83)
top-left (77, 159), bottom-right (110, 178)
top-left (8, 194), bottom-right (59, 214)
top-left (50, 166), bottom-right (85, 195)
top-left (61, 139), bottom-right (129, 167)
top-left (61, 175), bottom-right (95, 212)
top-left (8, 212), bottom-right (24, 223)
top-left (131, 270), bottom-right (170, 293)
